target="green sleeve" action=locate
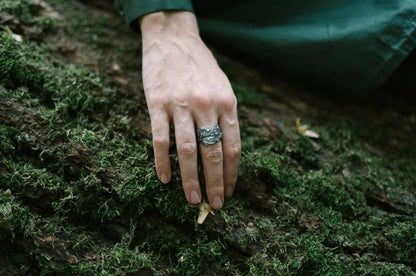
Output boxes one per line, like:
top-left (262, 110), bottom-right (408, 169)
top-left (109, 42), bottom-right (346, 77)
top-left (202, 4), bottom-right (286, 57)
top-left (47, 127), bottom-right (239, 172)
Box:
top-left (114, 0), bottom-right (194, 32)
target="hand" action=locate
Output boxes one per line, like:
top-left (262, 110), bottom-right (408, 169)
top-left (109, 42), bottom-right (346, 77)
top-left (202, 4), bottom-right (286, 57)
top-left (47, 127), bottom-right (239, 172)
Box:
top-left (140, 11), bottom-right (241, 209)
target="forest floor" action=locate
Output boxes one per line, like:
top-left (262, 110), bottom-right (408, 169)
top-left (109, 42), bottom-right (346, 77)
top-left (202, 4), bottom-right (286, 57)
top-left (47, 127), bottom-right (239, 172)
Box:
top-left (1, 0), bottom-right (415, 275)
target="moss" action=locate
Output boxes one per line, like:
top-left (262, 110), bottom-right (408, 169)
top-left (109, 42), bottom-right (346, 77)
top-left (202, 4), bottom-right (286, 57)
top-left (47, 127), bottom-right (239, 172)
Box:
top-left (232, 82), bottom-right (266, 106)
top-left (0, 33), bottom-right (113, 115)
top-left (0, 0), bottom-right (40, 19)
top-left (295, 233), bottom-right (352, 275)
top-left (69, 230), bottom-right (157, 275)
top-left (358, 263), bottom-right (415, 276)
top-left (2, 160), bottom-right (64, 198)
top-left (0, 192), bottom-right (36, 240)
top-left (387, 223), bottom-right (416, 268)
top-left (0, 125), bottom-right (17, 155)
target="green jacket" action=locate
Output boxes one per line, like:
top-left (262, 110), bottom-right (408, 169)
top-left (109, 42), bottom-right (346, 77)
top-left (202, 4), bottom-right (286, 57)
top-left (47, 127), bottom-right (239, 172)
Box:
top-left (114, 0), bottom-right (416, 95)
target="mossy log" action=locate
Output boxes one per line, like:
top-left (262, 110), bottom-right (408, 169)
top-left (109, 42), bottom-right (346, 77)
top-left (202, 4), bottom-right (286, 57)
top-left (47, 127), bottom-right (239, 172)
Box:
top-left (1, 0), bottom-right (415, 275)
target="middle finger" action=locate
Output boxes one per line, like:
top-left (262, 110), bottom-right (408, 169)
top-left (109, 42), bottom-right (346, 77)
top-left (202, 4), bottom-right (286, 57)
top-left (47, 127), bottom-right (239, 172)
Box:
top-left (174, 111), bottom-right (201, 205)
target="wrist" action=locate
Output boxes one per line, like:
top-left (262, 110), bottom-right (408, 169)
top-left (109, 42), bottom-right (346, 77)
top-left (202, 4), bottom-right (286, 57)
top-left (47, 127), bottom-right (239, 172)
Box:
top-left (139, 11), bottom-right (200, 40)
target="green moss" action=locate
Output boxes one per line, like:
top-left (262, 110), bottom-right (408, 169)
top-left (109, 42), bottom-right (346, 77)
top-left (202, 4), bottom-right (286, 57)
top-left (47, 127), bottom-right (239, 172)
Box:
top-left (387, 223), bottom-right (416, 267)
top-left (69, 231), bottom-right (157, 275)
top-left (295, 233), bottom-right (352, 275)
top-left (0, 33), bottom-right (113, 115)
top-left (0, 0), bottom-right (40, 19)
top-left (232, 82), bottom-right (266, 106)
top-left (0, 125), bottom-right (17, 155)
top-left (0, 192), bottom-right (36, 240)
top-left (2, 159), bottom-right (64, 196)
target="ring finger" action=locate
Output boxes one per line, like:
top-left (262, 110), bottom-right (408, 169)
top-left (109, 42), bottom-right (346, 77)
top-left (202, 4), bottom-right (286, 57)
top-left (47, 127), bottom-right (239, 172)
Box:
top-left (197, 118), bottom-right (224, 210)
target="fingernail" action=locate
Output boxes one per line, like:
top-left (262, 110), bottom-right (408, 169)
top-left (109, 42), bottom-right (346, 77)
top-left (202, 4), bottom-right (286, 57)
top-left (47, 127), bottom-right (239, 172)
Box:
top-left (225, 186), bottom-right (234, 198)
top-left (160, 173), bottom-right (168, 183)
top-left (190, 190), bottom-right (201, 204)
top-left (212, 196), bottom-right (223, 209)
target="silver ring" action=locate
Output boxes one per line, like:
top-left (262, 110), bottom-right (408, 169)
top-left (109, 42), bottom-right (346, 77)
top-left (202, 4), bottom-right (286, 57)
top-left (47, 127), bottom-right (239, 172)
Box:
top-left (196, 124), bottom-right (222, 146)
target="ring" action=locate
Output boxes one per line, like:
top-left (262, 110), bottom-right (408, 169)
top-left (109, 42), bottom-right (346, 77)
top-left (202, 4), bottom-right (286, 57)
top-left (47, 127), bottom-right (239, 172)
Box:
top-left (196, 124), bottom-right (222, 146)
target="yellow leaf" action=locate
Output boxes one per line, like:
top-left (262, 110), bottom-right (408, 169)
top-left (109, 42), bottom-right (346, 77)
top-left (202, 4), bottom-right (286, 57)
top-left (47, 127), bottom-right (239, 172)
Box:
top-left (296, 118), bottom-right (319, 138)
top-left (297, 125), bottom-right (308, 135)
top-left (4, 189), bottom-right (12, 197)
top-left (5, 26), bottom-right (23, 43)
top-left (197, 201), bottom-right (214, 224)
top-left (304, 130), bottom-right (320, 138)
top-left (295, 118), bottom-right (301, 128)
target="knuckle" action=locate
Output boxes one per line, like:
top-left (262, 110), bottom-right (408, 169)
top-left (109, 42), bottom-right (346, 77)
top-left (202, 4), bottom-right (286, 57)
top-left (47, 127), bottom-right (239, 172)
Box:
top-left (225, 143), bottom-right (241, 160)
top-left (182, 179), bottom-right (199, 190)
top-left (219, 94), bottom-right (237, 112)
top-left (148, 93), bottom-right (168, 107)
top-left (205, 148), bottom-right (223, 164)
top-left (158, 98), bottom-right (169, 107)
top-left (155, 159), bottom-right (169, 168)
top-left (153, 136), bottom-right (169, 148)
top-left (178, 142), bottom-right (197, 156)
top-left (227, 118), bottom-right (239, 127)
top-left (210, 180), bottom-right (224, 189)
top-left (172, 94), bottom-right (188, 107)
top-left (194, 94), bottom-right (213, 108)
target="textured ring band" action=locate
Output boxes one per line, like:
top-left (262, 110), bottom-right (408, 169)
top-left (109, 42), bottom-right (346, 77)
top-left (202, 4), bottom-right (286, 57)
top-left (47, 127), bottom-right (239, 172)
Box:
top-left (196, 124), bottom-right (222, 146)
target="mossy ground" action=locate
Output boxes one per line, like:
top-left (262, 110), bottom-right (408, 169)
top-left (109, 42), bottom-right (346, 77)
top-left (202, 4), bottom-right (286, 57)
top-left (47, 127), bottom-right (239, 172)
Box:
top-left (1, 0), bottom-right (415, 275)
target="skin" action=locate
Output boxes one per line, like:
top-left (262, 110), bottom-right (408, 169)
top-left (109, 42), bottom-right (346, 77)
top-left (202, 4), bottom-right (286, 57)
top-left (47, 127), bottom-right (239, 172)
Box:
top-left (139, 11), bottom-right (241, 209)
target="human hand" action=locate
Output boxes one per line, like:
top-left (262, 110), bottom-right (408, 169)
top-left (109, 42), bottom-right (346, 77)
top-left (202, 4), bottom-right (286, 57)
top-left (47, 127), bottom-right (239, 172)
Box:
top-left (140, 11), bottom-right (241, 209)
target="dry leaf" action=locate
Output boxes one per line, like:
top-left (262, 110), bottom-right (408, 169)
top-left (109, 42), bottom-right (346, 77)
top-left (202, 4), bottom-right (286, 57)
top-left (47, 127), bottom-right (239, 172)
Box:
top-left (261, 84), bottom-right (275, 93)
top-left (110, 62), bottom-right (122, 73)
top-left (296, 118), bottom-right (319, 138)
top-left (197, 201), bottom-right (214, 224)
top-left (4, 189), bottom-right (12, 196)
top-left (304, 130), bottom-right (319, 138)
top-left (112, 76), bottom-right (129, 85)
top-left (295, 118), bottom-right (301, 128)
top-left (5, 25), bottom-right (23, 42)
